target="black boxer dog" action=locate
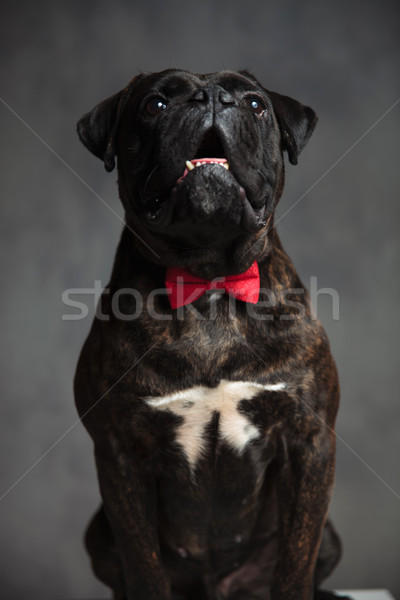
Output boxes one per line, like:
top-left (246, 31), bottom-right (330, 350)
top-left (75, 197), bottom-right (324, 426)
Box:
top-left (74, 69), bottom-right (348, 600)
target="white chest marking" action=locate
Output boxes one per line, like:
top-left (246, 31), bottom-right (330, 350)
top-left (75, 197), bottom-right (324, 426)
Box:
top-left (144, 380), bottom-right (287, 471)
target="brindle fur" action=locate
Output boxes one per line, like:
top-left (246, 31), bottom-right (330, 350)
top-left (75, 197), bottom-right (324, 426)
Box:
top-left (75, 69), bottom-right (348, 600)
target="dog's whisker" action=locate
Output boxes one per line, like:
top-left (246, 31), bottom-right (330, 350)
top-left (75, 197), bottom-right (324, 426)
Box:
top-left (256, 168), bottom-right (268, 184)
top-left (143, 164), bottom-right (160, 195)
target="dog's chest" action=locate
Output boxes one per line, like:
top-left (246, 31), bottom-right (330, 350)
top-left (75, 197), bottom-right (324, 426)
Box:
top-left (144, 380), bottom-right (286, 471)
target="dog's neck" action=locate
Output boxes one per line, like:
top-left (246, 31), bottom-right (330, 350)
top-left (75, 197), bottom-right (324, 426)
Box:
top-left (122, 211), bottom-right (278, 279)
top-left (109, 223), bottom-right (294, 288)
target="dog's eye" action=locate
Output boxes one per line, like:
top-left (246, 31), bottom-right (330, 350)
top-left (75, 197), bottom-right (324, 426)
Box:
top-left (244, 96), bottom-right (266, 116)
top-left (146, 97), bottom-right (168, 115)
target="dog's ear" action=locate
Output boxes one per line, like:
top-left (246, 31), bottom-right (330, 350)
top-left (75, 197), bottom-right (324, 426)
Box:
top-left (77, 90), bottom-right (124, 172)
top-left (77, 75), bottom-right (145, 172)
top-left (268, 91), bottom-right (317, 165)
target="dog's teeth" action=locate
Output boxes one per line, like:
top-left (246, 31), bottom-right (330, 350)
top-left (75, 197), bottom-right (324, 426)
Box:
top-left (188, 159), bottom-right (229, 170)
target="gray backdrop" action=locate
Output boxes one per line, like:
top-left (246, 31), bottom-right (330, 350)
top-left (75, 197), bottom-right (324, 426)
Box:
top-left (1, 0), bottom-right (399, 598)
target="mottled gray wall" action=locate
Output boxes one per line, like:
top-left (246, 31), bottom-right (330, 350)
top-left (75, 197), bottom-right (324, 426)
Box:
top-left (0, 0), bottom-right (399, 598)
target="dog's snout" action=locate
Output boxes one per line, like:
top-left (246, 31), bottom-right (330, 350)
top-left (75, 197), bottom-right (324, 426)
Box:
top-left (190, 85), bottom-right (236, 110)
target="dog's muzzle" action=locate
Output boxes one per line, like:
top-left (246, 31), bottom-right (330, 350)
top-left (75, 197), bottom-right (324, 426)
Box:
top-left (143, 148), bottom-right (267, 248)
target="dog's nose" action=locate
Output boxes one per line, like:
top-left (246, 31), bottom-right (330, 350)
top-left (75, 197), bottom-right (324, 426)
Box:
top-left (190, 88), bottom-right (208, 102)
top-left (218, 89), bottom-right (235, 105)
top-left (190, 86), bottom-right (236, 108)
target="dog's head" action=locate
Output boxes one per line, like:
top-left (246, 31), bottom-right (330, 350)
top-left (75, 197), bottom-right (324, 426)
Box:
top-left (78, 69), bottom-right (316, 277)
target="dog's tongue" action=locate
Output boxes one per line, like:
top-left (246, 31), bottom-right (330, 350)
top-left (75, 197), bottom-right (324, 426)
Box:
top-left (178, 158), bottom-right (229, 183)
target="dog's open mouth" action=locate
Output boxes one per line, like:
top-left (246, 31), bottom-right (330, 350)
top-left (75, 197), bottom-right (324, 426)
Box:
top-left (176, 157), bottom-right (229, 184)
top-left (144, 128), bottom-right (236, 221)
top-left (144, 157), bottom-right (232, 221)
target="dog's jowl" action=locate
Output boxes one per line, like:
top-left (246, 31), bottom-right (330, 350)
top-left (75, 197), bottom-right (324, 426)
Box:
top-left (74, 69), bottom-right (346, 600)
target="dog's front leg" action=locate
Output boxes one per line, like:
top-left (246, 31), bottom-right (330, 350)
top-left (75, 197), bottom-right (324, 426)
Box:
top-left (94, 442), bottom-right (171, 600)
top-left (270, 430), bottom-right (336, 600)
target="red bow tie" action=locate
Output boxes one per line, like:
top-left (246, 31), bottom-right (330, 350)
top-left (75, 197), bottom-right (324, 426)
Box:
top-left (165, 262), bottom-right (260, 309)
